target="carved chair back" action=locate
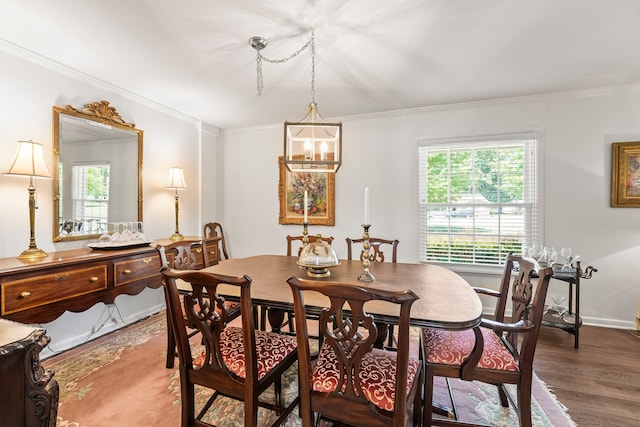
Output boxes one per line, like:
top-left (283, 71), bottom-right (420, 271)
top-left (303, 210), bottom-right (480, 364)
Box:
top-left (203, 222), bottom-right (229, 266)
top-left (346, 237), bottom-right (399, 263)
top-left (287, 275), bottom-right (422, 427)
top-left (286, 235), bottom-right (335, 256)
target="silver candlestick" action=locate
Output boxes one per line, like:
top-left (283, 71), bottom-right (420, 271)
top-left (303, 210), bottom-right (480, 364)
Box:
top-left (358, 224), bottom-right (375, 282)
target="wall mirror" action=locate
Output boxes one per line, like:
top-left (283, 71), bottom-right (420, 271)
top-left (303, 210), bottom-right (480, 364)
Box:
top-left (52, 100), bottom-right (143, 242)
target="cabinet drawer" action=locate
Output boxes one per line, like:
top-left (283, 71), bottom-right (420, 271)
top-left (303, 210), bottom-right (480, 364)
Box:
top-left (191, 245), bottom-right (205, 269)
top-left (114, 254), bottom-right (161, 286)
top-left (1, 266), bottom-right (107, 315)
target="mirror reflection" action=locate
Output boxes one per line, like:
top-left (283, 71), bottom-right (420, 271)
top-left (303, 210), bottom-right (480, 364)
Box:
top-left (53, 101), bottom-right (143, 242)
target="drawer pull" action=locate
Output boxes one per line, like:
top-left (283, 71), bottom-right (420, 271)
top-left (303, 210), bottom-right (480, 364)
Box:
top-left (195, 248), bottom-right (202, 254)
top-left (123, 269), bottom-right (132, 275)
top-left (20, 291), bottom-right (31, 298)
top-left (90, 276), bottom-right (99, 282)
top-left (55, 274), bottom-right (70, 281)
top-left (143, 257), bottom-right (153, 264)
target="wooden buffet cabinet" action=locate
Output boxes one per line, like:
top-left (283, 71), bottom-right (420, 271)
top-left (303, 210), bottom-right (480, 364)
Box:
top-left (0, 240), bottom-right (203, 325)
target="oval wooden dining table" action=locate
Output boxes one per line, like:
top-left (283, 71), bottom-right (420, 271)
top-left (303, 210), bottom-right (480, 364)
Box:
top-left (201, 255), bottom-right (482, 330)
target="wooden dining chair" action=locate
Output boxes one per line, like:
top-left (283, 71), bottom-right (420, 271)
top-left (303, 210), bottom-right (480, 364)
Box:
top-left (287, 275), bottom-right (422, 427)
top-left (161, 267), bottom-right (299, 427)
top-left (346, 236), bottom-right (399, 263)
top-left (202, 222), bottom-right (229, 266)
top-left (421, 256), bottom-right (554, 427)
top-left (346, 236), bottom-right (400, 348)
top-left (286, 234), bottom-right (335, 256)
top-left (156, 241), bottom-right (240, 369)
top-left (260, 234), bottom-right (337, 333)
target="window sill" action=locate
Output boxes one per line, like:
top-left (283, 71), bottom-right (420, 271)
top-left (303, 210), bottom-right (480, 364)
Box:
top-left (424, 261), bottom-right (504, 277)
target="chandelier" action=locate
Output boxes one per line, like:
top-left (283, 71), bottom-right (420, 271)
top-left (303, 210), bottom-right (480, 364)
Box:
top-left (251, 30), bottom-right (342, 173)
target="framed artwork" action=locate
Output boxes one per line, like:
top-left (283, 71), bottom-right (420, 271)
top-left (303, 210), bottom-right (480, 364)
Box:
top-left (611, 141), bottom-right (640, 207)
top-left (278, 156), bottom-right (335, 225)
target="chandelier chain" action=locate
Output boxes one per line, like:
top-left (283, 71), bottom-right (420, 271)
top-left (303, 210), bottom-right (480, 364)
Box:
top-left (255, 30), bottom-right (316, 100)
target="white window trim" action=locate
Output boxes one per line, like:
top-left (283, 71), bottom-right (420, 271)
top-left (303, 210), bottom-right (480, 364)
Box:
top-left (417, 131), bottom-right (544, 275)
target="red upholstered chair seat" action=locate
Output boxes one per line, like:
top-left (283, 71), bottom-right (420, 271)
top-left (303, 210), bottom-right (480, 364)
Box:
top-left (194, 326), bottom-right (297, 380)
top-left (311, 343), bottom-right (420, 412)
top-left (422, 326), bottom-right (519, 372)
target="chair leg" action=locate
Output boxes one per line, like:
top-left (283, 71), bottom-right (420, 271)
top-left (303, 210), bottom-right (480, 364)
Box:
top-left (422, 364), bottom-right (435, 427)
top-left (498, 385), bottom-right (509, 407)
top-left (244, 391), bottom-right (259, 427)
top-left (165, 312), bottom-right (176, 369)
top-left (518, 376), bottom-right (533, 427)
top-left (413, 368), bottom-right (423, 426)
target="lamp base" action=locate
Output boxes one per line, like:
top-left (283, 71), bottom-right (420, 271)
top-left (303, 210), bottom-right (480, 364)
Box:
top-left (169, 232), bottom-right (184, 242)
top-left (18, 247), bottom-right (48, 260)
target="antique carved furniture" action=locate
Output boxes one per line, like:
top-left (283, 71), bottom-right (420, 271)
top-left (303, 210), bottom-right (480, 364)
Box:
top-left (156, 241), bottom-right (240, 369)
top-left (0, 245), bottom-right (165, 325)
top-left (421, 257), bottom-right (554, 427)
top-left (264, 235), bottom-right (337, 333)
top-left (542, 261), bottom-right (598, 348)
top-left (287, 276), bottom-right (422, 427)
top-left (160, 267), bottom-right (299, 427)
top-left (346, 236), bottom-right (399, 263)
top-left (202, 222), bottom-right (229, 265)
top-left (346, 236), bottom-right (400, 348)
top-left (287, 275), bottom-right (422, 427)
top-left (285, 234), bottom-right (335, 256)
top-left (0, 318), bottom-right (58, 427)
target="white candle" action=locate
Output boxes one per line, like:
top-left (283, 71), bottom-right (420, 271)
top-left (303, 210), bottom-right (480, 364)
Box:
top-left (364, 187), bottom-right (370, 224)
top-left (304, 190), bottom-right (308, 223)
top-left (320, 141), bottom-right (328, 161)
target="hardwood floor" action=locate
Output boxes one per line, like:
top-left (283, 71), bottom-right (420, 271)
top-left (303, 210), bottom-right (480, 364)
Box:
top-left (534, 324), bottom-right (640, 426)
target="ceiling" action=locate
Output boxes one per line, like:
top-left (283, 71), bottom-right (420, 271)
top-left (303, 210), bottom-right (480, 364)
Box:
top-left (2, 0), bottom-right (640, 130)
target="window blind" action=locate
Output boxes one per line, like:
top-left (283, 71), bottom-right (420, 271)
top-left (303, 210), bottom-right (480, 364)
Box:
top-left (418, 134), bottom-right (540, 267)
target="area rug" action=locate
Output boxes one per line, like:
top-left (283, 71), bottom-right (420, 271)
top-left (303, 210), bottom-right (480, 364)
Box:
top-left (44, 311), bottom-right (576, 427)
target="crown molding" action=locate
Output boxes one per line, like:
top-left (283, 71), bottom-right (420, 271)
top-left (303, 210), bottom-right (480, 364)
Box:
top-left (0, 38), bottom-right (215, 129)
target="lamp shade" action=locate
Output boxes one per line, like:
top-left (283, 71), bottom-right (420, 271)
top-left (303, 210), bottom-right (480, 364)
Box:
top-left (166, 167), bottom-right (187, 190)
top-left (4, 140), bottom-right (52, 178)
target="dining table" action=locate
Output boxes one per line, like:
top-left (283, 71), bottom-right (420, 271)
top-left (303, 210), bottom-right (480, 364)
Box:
top-left (201, 254), bottom-right (482, 331)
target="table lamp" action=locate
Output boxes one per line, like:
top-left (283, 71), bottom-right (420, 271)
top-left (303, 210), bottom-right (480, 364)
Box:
top-left (3, 140), bottom-right (52, 259)
top-left (165, 166), bottom-right (187, 241)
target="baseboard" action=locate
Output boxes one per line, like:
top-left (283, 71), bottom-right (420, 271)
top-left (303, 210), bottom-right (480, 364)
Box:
top-left (482, 308), bottom-right (636, 331)
top-left (41, 302), bottom-right (165, 359)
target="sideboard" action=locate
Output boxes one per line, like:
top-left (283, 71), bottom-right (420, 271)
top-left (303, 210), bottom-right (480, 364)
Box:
top-left (0, 238), bottom-right (204, 324)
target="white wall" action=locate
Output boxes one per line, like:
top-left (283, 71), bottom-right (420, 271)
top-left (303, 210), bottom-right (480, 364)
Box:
top-left (0, 47), bottom-right (217, 356)
top-left (222, 87), bottom-right (640, 330)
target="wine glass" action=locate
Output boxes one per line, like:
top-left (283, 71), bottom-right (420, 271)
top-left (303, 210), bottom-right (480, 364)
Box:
top-left (547, 248), bottom-right (558, 267)
top-left (561, 247), bottom-right (572, 271)
top-left (551, 295), bottom-right (566, 317)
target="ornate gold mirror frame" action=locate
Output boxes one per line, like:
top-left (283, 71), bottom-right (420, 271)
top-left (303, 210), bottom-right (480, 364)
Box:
top-left (52, 100), bottom-right (143, 242)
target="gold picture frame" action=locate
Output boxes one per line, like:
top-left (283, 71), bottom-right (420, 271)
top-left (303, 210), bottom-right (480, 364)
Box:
top-left (278, 156), bottom-right (335, 225)
top-left (611, 141), bottom-right (640, 207)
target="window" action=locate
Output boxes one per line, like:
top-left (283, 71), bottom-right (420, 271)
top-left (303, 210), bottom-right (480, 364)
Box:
top-left (418, 133), bottom-right (540, 267)
top-left (71, 163), bottom-right (110, 231)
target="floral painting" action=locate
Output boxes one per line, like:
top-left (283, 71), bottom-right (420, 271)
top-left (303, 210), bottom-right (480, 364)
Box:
top-left (278, 156), bottom-right (335, 225)
top-left (611, 141), bottom-right (640, 207)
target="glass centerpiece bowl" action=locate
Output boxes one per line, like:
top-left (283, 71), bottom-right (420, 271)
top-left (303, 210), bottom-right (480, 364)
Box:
top-left (297, 234), bottom-right (341, 278)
